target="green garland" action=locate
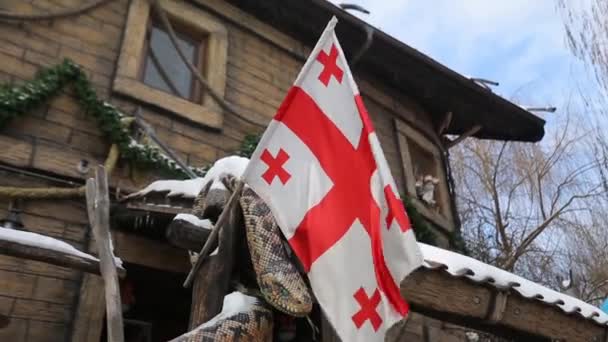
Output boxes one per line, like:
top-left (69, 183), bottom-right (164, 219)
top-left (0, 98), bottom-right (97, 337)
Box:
top-left (402, 196), bottom-right (437, 245)
top-left (238, 134), bottom-right (261, 158)
top-left (0, 59), bottom-right (207, 178)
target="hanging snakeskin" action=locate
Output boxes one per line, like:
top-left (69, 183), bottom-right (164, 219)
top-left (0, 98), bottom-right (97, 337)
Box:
top-left (239, 186), bottom-right (313, 317)
top-left (170, 294), bottom-right (273, 342)
top-left (179, 174), bottom-right (312, 340)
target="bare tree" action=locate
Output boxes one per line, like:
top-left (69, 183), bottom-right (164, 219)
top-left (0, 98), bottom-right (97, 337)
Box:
top-left (547, 0), bottom-right (608, 301)
top-left (559, 1), bottom-right (608, 103)
top-left (450, 118), bottom-right (603, 279)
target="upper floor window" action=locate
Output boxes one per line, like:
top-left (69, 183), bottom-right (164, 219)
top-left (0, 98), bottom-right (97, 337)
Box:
top-left (141, 20), bottom-right (206, 102)
top-left (395, 119), bottom-right (454, 231)
top-left (114, 0), bottom-right (227, 129)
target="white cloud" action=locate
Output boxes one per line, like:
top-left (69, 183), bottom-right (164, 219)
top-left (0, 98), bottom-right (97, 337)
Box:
top-left (327, 0), bottom-right (589, 112)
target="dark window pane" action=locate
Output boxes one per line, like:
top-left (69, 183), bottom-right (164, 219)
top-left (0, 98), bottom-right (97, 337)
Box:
top-left (142, 24), bottom-right (198, 100)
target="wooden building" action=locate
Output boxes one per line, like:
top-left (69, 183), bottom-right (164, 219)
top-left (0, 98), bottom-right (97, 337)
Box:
top-left (5, 0), bottom-right (602, 341)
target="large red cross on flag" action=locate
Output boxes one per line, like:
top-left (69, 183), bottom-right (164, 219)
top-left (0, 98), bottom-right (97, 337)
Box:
top-left (242, 16), bottom-right (423, 341)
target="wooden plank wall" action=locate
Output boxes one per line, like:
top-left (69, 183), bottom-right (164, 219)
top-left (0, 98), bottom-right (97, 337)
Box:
top-left (0, 171), bottom-right (88, 341)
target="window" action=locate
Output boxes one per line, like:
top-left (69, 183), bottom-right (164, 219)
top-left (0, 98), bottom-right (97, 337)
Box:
top-left (395, 119), bottom-right (454, 231)
top-left (114, 0), bottom-right (227, 129)
top-left (141, 20), bottom-right (206, 102)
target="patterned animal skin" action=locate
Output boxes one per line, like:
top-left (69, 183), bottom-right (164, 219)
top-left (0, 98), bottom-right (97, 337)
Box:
top-left (171, 297), bottom-right (274, 342)
top-left (240, 186), bottom-right (313, 317)
top-left (174, 174), bottom-right (312, 340)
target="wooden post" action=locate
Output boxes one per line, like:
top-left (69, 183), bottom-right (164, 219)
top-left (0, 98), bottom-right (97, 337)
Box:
top-left (188, 202), bottom-right (243, 328)
top-left (183, 180), bottom-right (244, 288)
top-left (166, 219), bottom-right (212, 251)
top-left (445, 125), bottom-right (482, 149)
top-left (86, 166), bottom-right (124, 342)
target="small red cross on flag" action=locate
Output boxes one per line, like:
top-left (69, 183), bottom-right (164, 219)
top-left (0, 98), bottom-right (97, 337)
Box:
top-left (243, 16), bottom-right (423, 341)
top-left (260, 148), bottom-right (291, 185)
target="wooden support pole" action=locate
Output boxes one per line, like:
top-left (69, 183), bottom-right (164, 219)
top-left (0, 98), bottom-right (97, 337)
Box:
top-left (86, 166), bottom-right (124, 342)
top-left (0, 237), bottom-right (125, 277)
top-left (445, 125), bottom-right (482, 149)
top-left (183, 179), bottom-right (244, 288)
top-left (166, 219), bottom-right (212, 251)
top-left (437, 111), bottom-right (452, 136)
top-left (188, 195), bottom-right (243, 328)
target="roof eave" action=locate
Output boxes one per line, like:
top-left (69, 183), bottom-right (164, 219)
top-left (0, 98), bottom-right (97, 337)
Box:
top-left (225, 0), bottom-right (546, 142)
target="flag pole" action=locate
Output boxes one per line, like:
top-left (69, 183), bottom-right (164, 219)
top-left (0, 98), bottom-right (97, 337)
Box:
top-left (183, 179), bottom-right (244, 288)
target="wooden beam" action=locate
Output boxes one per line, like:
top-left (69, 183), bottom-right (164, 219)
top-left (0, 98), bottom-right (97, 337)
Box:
top-left (111, 230), bottom-right (190, 273)
top-left (437, 111), bottom-right (452, 136)
top-left (125, 201), bottom-right (187, 215)
top-left (399, 268), bottom-right (608, 341)
top-left (445, 125), bottom-right (482, 149)
top-left (183, 180), bottom-right (244, 288)
top-left (189, 198), bottom-right (242, 328)
top-left (166, 219), bottom-right (211, 251)
top-left (86, 166), bottom-right (124, 342)
top-left (0, 236), bottom-right (125, 277)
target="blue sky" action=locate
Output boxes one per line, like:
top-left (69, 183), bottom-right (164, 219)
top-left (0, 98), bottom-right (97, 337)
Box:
top-left (327, 0), bottom-right (594, 127)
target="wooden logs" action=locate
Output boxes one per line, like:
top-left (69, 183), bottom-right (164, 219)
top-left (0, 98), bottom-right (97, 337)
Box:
top-left (184, 180), bottom-right (244, 288)
top-left (188, 190), bottom-right (244, 328)
top-left (86, 166), bottom-right (124, 342)
top-left (166, 219), bottom-right (211, 251)
top-left (0, 235), bottom-right (125, 277)
top-left (399, 267), bottom-right (607, 341)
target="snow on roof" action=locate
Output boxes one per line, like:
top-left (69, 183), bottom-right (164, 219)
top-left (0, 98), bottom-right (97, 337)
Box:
top-left (174, 213), bottom-right (212, 229)
top-left (420, 243), bottom-right (608, 325)
top-left (0, 226), bottom-right (97, 261)
top-left (129, 156), bottom-right (249, 199)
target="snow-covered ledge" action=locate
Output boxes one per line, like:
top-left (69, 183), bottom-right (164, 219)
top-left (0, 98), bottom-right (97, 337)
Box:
top-left (419, 243), bottom-right (608, 325)
top-left (398, 243), bottom-right (608, 340)
top-left (0, 226), bottom-right (125, 277)
top-left (127, 156), bottom-right (249, 199)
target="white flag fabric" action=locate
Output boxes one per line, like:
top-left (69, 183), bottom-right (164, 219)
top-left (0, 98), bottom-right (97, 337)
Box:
top-left (242, 16), bottom-right (423, 341)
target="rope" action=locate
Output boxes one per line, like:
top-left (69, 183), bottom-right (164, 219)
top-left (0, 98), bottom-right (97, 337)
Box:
top-left (0, 133), bottom-right (124, 199)
top-left (150, 0), bottom-right (265, 129)
top-left (0, 186), bottom-right (85, 199)
top-left (0, 0), bottom-right (116, 21)
top-left (104, 144), bottom-right (120, 175)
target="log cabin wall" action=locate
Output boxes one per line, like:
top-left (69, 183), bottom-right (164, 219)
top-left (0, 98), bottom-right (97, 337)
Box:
top-left (0, 171), bottom-right (90, 341)
top-left (0, 0), bottom-right (457, 340)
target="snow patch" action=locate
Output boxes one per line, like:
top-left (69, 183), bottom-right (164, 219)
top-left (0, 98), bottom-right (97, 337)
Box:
top-left (420, 243), bottom-right (608, 325)
top-left (174, 214), bottom-right (212, 229)
top-left (0, 226), bottom-right (97, 261)
top-left (130, 156), bottom-right (249, 198)
top-left (170, 291), bottom-right (257, 341)
top-left (200, 291), bottom-right (258, 328)
top-left (131, 178), bottom-right (206, 198)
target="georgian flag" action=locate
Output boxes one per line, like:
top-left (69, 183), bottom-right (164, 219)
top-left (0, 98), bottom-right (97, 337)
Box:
top-left (242, 17), bottom-right (423, 341)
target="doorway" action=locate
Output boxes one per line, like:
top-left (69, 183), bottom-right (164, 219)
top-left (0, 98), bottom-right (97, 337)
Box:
top-left (100, 262), bottom-right (191, 341)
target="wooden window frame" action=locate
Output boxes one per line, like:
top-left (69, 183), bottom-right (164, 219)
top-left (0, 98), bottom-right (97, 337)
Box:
top-left (114, 0), bottom-right (227, 129)
top-left (139, 17), bottom-right (208, 103)
top-left (395, 119), bottom-right (455, 232)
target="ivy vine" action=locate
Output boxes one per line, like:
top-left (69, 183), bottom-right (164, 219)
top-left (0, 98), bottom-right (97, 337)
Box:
top-left (0, 59), bottom-right (209, 178)
top-left (402, 196), bottom-right (437, 245)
